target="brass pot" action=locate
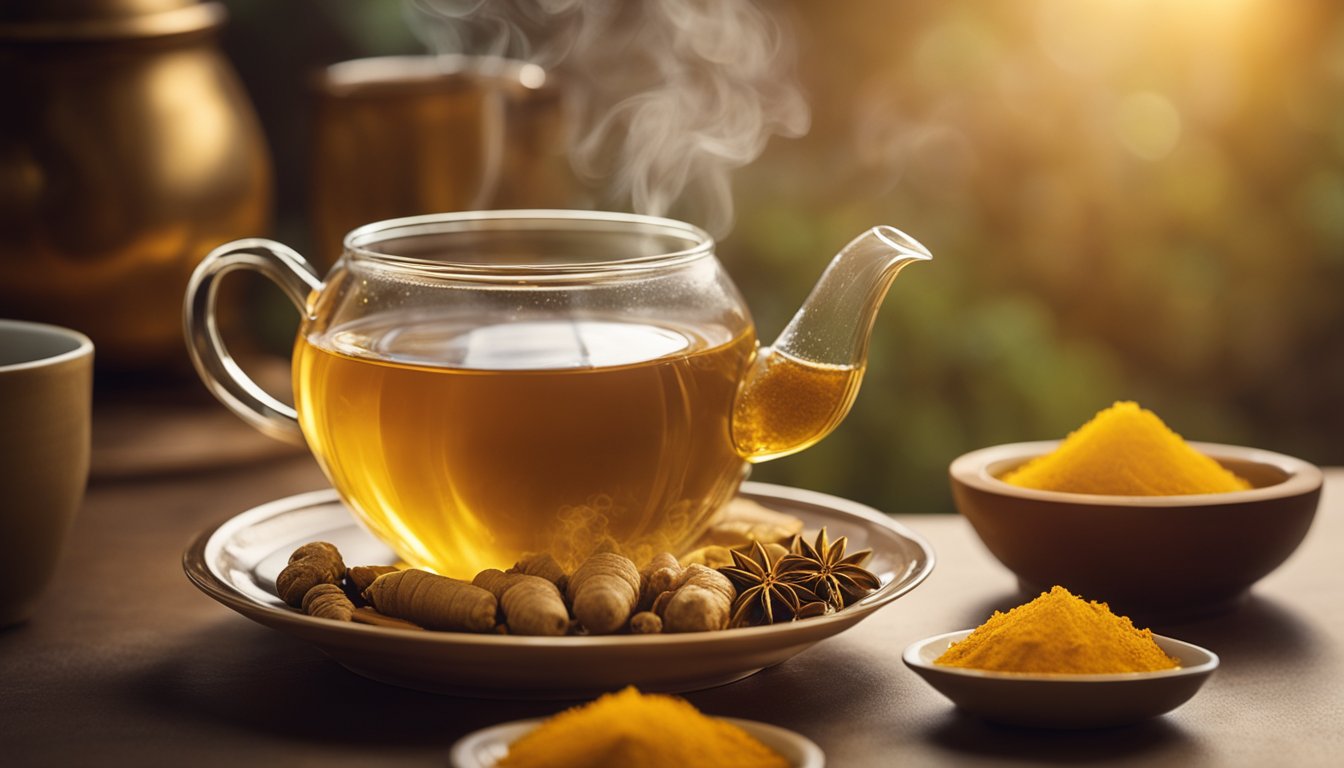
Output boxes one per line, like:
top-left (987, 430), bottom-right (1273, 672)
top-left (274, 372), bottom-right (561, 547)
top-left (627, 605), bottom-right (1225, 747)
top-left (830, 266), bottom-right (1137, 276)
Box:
top-left (0, 0), bottom-right (271, 373)
top-left (311, 55), bottom-right (574, 267)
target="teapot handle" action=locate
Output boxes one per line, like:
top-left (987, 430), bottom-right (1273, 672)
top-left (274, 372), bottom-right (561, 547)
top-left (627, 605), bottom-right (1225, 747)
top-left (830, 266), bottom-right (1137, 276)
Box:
top-left (183, 239), bottom-right (323, 446)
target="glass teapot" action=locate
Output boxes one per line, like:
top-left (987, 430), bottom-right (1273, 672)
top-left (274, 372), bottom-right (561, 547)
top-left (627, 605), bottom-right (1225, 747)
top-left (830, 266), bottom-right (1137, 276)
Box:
top-left (184, 210), bottom-right (930, 576)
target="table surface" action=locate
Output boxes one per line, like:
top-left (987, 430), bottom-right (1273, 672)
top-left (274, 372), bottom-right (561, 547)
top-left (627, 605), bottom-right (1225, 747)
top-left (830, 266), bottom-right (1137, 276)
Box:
top-left (3, 416), bottom-right (1341, 767)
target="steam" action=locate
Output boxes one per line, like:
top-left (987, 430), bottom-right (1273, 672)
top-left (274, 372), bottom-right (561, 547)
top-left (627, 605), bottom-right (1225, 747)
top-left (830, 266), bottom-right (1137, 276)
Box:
top-left (404, 0), bottom-right (810, 236)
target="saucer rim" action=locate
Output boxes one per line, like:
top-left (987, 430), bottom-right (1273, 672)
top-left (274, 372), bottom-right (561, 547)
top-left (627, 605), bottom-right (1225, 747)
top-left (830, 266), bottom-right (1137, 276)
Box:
top-left (183, 481), bottom-right (936, 650)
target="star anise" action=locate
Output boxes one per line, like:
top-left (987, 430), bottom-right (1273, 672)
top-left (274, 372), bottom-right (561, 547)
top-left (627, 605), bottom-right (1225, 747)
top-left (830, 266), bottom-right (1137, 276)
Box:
top-left (717, 540), bottom-right (820, 627)
top-left (776, 528), bottom-right (882, 609)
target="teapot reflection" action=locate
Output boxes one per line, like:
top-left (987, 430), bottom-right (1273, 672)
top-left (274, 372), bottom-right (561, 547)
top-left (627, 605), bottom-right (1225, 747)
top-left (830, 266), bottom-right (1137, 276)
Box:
top-left (185, 211), bottom-right (930, 576)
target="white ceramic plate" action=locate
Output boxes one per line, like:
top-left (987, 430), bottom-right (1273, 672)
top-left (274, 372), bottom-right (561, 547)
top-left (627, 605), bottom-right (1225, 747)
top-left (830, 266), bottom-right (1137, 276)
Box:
top-left (449, 716), bottom-right (825, 767)
top-left (903, 629), bottom-right (1219, 728)
top-left (183, 481), bottom-right (934, 698)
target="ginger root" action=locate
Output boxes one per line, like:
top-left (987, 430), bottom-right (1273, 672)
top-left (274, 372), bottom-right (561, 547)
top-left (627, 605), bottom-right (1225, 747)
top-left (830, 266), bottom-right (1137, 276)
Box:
top-left (652, 564), bottom-right (735, 633)
top-left (638, 552), bottom-right (682, 611)
top-left (301, 583), bottom-right (354, 621)
top-left (276, 542), bottom-right (346, 608)
top-left (473, 569), bottom-right (570, 636)
top-left (566, 552), bottom-right (640, 634)
top-left (362, 569), bottom-right (497, 632)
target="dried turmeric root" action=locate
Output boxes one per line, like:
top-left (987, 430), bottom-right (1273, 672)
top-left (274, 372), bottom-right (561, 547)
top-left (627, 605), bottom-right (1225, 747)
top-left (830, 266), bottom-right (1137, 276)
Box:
top-left (508, 553), bottom-right (568, 593)
top-left (629, 611), bottom-right (663, 634)
top-left (346, 564), bottom-right (400, 593)
top-left (362, 569), bottom-right (497, 632)
top-left (678, 545), bottom-right (735, 570)
top-left (652, 564), bottom-right (736, 632)
top-left (302, 583), bottom-right (354, 621)
top-left (693, 498), bottom-right (804, 548)
top-left (276, 542), bottom-right (346, 607)
top-left (350, 606), bottom-right (424, 631)
top-left (473, 569), bottom-right (570, 636)
top-left (638, 552), bottom-right (682, 611)
top-left (566, 552), bottom-right (640, 634)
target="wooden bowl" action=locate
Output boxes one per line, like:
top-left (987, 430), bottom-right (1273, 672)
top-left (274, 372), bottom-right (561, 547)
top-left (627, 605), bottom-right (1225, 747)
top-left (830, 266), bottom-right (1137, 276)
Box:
top-left (949, 442), bottom-right (1322, 616)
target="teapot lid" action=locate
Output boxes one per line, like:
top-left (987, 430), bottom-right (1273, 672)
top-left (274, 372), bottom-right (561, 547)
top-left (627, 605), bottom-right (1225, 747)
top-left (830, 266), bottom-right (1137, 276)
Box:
top-left (0, 0), bottom-right (224, 41)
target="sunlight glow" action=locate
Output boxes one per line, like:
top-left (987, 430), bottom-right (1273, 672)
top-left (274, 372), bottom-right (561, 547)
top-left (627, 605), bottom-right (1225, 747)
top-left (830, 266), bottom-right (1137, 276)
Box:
top-left (1115, 92), bottom-right (1182, 161)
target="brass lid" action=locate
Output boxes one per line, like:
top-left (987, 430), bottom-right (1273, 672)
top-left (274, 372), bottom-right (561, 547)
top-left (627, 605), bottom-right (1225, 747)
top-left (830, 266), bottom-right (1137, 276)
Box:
top-left (0, 0), bottom-right (224, 41)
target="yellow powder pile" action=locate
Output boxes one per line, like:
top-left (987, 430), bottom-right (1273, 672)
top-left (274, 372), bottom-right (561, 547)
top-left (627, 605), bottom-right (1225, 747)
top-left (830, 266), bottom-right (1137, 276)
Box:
top-left (935, 586), bottom-right (1179, 674)
top-left (1001, 401), bottom-right (1251, 495)
top-left (497, 686), bottom-right (788, 768)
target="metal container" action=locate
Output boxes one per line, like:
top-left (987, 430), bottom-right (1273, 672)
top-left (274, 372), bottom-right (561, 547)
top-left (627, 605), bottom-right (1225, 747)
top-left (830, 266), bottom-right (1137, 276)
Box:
top-left (0, 0), bottom-right (271, 372)
top-left (311, 55), bottom-right (573, 267)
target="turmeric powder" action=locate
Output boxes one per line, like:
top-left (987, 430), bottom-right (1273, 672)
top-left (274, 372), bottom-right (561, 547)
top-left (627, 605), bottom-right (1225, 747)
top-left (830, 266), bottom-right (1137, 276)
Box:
top-left (362, 569), bottom-right (497, 632)
top-left (1002, 401), bottom-right (1251, 495)
top-left (936, 586), bottom-right (1179, 674)
top-left (496, 686), bottom-right (788, 768)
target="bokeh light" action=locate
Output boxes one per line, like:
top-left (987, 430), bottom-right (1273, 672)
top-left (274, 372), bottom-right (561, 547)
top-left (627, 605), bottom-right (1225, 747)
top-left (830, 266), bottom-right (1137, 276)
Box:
top-left (219, 0), bottom-right (1344, 514)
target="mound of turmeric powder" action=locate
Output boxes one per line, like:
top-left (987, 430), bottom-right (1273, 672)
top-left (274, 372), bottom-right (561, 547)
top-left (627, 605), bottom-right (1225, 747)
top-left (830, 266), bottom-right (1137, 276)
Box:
top-left (497, 687), bottom-right (788, 768)
top-left (1001, 401), bottom-right (1251, 495)
top-left (936, 586), bottom-right (1179, 674)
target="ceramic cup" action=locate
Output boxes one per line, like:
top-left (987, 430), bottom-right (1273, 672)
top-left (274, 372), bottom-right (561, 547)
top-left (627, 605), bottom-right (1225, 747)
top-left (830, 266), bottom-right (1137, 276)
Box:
top-left (0, 319), bottom-right (93, 627)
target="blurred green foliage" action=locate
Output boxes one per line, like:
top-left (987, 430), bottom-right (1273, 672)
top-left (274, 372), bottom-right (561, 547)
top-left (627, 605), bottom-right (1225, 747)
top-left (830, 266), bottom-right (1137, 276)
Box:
top-left (737, 0), bottom-right (1344, 513)
top-left (221, 0), bottom-right (1343, 514)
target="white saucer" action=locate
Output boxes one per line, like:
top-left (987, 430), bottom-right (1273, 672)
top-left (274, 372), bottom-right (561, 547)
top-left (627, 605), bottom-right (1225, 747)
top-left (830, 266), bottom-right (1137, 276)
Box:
top-left (449, 715), bottom-right (825, 767)
top-left (183, 481), bottom-right (934, 698)
top-left (903, 629), bottom-right (1219, 728)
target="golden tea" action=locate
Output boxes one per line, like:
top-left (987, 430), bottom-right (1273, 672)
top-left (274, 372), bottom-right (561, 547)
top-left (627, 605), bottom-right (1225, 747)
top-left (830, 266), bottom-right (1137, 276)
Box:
top-left (731, 349), bottom-right (863, 461)
top-left (294, 313), bottom-right (755, 577)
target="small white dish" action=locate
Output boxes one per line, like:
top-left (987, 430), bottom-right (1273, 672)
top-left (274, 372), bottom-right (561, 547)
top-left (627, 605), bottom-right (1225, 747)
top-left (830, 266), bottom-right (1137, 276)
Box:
top-left (449, 716), bottom-right (825, 768)
top-left (903, 629), bottom-right (1219, 728)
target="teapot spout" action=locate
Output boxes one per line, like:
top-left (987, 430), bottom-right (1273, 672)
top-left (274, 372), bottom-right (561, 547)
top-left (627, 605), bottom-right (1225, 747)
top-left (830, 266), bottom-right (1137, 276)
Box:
top-left (731, 226), bottom-right (931, 462)
top-left (769, 226), bottom-right (931, 367)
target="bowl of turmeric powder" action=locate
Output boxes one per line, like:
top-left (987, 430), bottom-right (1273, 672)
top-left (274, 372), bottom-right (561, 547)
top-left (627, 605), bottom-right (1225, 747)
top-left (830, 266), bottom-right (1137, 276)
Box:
top-left (903, 586), bottom-right (1220, 729)
top-left (949, 402), bottom-right (1323, 616)
top-left (450, 686), bottom-right (824, 767)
